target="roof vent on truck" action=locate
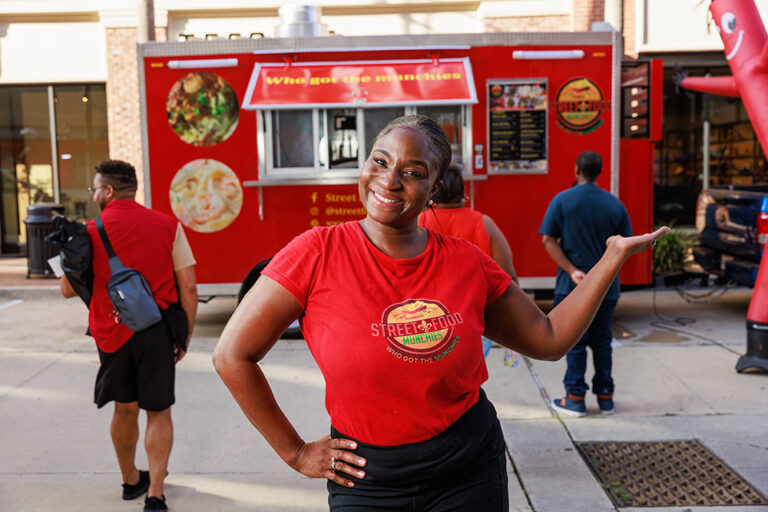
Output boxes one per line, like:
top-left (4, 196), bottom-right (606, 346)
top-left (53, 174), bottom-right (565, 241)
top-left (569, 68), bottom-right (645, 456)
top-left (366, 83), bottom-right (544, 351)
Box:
top-left (276, 4), bottom-right (328, 38)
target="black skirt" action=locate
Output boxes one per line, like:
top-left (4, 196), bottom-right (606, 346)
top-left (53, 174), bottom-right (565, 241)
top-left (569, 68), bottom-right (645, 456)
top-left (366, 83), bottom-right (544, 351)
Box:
top-left (328, 388), bottom-right (508, 512)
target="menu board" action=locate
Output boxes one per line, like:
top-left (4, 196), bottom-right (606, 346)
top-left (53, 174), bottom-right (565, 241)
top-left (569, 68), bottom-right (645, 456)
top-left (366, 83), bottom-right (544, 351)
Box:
top-left (488, 80), bottom-right (548, 174)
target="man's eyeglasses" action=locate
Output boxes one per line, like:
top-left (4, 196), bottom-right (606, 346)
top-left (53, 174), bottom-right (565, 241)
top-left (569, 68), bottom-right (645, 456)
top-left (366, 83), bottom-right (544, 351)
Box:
top-left (88, 184), bottom-right (136, 194)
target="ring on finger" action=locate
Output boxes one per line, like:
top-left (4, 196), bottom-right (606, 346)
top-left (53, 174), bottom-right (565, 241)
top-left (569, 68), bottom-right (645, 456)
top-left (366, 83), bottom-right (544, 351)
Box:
top-left (330, 456), bottom-right (336, 471)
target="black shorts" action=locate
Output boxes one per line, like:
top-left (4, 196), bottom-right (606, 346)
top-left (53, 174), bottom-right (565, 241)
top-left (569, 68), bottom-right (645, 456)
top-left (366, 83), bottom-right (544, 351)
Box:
top-left (328, 389), bottom-right (508, 512)
top-left (94, 321), bottom-right (175, 411)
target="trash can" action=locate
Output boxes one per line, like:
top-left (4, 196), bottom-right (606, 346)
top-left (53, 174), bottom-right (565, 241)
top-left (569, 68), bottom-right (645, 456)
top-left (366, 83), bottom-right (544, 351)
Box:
top-left (24, 203), bottom-right (64, 278)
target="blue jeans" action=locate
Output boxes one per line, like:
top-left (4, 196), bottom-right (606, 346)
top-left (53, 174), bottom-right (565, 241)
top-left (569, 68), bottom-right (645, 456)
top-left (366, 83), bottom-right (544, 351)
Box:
top-left (553, 295), bottom-right (617, 398)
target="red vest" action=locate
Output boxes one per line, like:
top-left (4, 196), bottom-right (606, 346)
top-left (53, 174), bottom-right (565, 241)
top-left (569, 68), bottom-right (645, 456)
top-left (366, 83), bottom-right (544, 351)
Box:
top-left (87, 200), bottom-right (178, 352)
top-left (419, 207), bottom-right (492, 256)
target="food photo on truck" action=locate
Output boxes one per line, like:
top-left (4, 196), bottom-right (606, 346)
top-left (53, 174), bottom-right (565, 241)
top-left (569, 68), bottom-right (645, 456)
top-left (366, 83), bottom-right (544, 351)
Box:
top-left (137, 29), bottom-right (663, 322)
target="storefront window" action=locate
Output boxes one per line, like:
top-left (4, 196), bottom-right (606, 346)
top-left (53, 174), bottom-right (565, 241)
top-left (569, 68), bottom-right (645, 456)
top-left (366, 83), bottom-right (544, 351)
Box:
top-left (655, 66), bottom-right (766, 225)
top-left (0, 84), bottom-right (108, 254)
top-left (0, 86), bottom-right (54, 252)
top-left (708, 117), bottom-right (766, 186)
top-left (55, 84), bottom-right (109, 222)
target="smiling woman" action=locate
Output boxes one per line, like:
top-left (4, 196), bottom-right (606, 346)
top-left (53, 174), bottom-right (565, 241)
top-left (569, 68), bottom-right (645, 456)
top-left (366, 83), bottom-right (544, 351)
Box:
top-left (212, 114), bottom-right (667, 512)
top-left (357, 117), bottom-right (450, 243)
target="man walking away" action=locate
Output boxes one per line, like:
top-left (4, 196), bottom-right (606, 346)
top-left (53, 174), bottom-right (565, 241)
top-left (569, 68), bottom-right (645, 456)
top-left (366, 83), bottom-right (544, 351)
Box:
top-left (539, 151), bottom-right (632, 416)
top-left (60, 160), bottom-right (197, 511)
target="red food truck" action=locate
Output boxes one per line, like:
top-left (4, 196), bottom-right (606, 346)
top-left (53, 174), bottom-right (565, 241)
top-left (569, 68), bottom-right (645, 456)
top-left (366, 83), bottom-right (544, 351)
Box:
top-left (137, 31), bottom-right (661, 299)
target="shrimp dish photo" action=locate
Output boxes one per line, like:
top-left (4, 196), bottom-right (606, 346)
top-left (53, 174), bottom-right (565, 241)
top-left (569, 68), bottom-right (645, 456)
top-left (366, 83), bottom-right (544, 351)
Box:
top-left (169, 159), bottom-right (243, 232)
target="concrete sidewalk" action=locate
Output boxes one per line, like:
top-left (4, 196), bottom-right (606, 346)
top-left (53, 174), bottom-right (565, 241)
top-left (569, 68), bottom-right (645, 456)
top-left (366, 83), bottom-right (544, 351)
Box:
top-left (0, 267), bottom-right (766, 511)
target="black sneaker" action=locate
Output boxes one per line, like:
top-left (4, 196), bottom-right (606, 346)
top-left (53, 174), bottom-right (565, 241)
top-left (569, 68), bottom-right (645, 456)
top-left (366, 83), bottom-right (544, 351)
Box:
top-left (144, 495), bottom-right (167, 511)
top-left (122, 470), bottom-right (150, 500)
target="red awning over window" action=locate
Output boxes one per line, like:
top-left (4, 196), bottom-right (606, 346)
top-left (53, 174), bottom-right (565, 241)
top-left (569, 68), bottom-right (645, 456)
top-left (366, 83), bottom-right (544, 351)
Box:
top-left (242, 58), bottom-right (477, 109)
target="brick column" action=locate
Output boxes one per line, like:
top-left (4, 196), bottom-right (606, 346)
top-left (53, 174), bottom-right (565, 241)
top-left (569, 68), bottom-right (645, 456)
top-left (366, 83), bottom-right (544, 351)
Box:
top-left (105, 27), bottom-right (144, 202)
top-left (104, 26), bottom-right (166, 205)
top-left (484, 15), bottom-right (571, 32)
top-left (572, 0), bottom-right (606, 31)
top-left (623, 0), bottom-right (637, 56)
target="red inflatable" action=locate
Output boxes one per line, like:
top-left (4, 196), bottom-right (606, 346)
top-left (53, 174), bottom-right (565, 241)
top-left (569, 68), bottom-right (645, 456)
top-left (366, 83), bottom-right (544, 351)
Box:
top-left (682, 0), bottom-right (768, 152)
top-left (681, 0), bottom-right (768, 372)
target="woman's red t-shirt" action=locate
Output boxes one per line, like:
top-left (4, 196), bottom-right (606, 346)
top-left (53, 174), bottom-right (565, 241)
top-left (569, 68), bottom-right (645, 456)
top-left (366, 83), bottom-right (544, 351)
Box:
top-left (263, 221), bottom-right (511, 446)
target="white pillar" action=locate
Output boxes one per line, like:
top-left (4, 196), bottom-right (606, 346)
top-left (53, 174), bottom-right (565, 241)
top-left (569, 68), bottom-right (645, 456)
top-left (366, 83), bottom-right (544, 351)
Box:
top-left (137, 0), bottom-right (155, 42)
top-left (604, 0), bottom-right (623, 33)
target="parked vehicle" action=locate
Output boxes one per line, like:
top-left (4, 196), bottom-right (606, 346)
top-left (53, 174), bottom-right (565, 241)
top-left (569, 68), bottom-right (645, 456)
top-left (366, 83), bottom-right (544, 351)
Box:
top-left (693, 186), bottom-right (768, 286)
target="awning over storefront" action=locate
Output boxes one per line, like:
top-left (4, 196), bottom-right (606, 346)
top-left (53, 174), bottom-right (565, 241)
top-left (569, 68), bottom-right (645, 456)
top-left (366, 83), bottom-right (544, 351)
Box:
top-left (242, 58), bottom-right (477, 109)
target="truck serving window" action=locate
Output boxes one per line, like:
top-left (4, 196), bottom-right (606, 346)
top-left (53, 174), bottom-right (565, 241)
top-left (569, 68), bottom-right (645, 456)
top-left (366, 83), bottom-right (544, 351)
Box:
top-left (271, 110), bottom-right (315, 168)
top-left (261, 105), bottom-right (469, 179)
top-left (326, 108), bottom-right (360, 169)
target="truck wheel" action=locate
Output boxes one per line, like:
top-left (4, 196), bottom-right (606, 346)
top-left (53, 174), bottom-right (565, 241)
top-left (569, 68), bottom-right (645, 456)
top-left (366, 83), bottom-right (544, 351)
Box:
top-left (238, 258), bottom-right (303, 339)
top-left (237, 258), bottom-right (272, 304)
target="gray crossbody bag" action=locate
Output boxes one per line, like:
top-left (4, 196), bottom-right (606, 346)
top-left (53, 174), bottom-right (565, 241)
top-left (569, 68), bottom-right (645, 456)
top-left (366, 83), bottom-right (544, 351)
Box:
top-left (95, 217), bottom-right (162, 332)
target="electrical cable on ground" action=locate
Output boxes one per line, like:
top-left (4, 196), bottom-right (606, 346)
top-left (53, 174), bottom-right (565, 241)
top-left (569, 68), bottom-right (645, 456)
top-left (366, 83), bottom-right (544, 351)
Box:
top-left (651, 284), bottom-right (742, 355)
top-left (673, 280), bottom-right (734, 304)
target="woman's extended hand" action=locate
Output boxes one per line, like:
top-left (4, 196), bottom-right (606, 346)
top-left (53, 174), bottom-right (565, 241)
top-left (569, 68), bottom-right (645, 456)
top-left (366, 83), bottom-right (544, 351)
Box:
top-left (606, 226), bottom-right (670, 259)
top-left (294, 435), bottom-right (367, 487)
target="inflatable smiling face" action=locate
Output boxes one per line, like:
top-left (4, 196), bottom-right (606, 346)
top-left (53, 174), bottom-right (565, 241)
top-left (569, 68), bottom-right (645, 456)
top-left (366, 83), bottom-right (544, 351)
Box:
top-left (710, 0), bottom-right (767, 66)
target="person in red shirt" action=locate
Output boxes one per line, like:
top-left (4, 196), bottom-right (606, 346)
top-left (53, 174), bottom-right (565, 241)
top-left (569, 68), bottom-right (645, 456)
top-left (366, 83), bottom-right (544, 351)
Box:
top-left (213, 115), bottom-right (667, 511)
top-left (60, 160), bottom-right (197, 512)
top-left (419, 160), bottom-right (518, 357)
top-left (419, 159), bottom-right (517, 282)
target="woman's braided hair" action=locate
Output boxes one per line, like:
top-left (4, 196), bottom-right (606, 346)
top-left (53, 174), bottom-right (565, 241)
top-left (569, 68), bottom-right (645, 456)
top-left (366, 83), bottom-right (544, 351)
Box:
top-left (370, 115), bottom-right (452, 183)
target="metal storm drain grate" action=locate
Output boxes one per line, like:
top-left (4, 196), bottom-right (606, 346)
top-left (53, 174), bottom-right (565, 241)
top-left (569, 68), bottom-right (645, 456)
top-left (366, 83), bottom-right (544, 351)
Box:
top-left (576, 440), bottom-right (768, 507)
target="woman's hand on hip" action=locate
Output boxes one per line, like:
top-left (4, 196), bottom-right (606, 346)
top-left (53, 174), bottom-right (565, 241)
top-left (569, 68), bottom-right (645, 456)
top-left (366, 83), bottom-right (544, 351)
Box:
top-left (295, 435), bottom-right (367, 487)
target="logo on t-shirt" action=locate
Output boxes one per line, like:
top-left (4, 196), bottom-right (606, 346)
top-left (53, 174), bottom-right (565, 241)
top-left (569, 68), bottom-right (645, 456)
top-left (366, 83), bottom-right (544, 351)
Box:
top-left (371, 299), bottom-right (463, 363)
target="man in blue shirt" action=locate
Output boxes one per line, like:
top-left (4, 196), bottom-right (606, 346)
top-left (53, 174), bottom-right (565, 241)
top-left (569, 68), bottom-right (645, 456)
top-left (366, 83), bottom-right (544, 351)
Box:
top-left (539, 151), bottom-right (632, 416)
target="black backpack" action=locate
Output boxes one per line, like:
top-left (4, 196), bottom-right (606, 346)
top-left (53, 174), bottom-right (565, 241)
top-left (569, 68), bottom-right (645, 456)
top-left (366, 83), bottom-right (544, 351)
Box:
top-left (45, 216), bottom-right (93, 305)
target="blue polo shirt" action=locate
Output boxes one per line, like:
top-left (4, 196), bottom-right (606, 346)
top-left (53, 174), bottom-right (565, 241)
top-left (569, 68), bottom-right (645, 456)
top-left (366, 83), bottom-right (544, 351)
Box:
top-left (539, 183), bottom-right (632, 300)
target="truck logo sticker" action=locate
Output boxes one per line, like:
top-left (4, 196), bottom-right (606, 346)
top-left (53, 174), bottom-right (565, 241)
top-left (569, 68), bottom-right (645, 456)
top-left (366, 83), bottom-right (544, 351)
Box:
top-left (555, 78), bottom-right (610, 134)
top-left (371, 299), bottom-right (462, 363)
